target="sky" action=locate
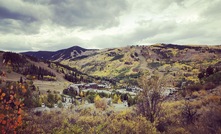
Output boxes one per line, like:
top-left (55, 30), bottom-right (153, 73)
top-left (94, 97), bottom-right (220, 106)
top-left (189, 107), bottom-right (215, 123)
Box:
top-left (0, 0), bottom-right (221, 52)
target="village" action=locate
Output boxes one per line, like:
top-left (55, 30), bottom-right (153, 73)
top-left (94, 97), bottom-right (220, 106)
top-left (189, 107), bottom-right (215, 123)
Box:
top-left (33, 81), bottom-right (178, 113)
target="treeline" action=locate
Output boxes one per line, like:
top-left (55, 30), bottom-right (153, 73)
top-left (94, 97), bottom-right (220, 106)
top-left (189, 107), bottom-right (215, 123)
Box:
top-left (49, 62), bottom-right (119, 85)
top-left (3, 52), bottom-right (56, 81)
top-left (64, 72), bottom-right (87, 83)
top-left (49, 62), bottom-right (93, 83)
top-left (3, 52), bottom-right (27, 66)
top-left (198, 65), bottom-right (221, 85)
top-left (23, 64), bottom-right (56, 80)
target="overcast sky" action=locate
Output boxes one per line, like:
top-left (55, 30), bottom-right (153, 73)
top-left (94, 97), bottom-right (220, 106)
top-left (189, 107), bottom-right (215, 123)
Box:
top-left (0, 0), bottom-right (220, 52)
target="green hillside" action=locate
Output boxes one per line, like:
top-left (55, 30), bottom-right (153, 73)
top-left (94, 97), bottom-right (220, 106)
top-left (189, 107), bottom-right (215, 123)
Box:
top-left (59, 44), bottom-right (221, 87)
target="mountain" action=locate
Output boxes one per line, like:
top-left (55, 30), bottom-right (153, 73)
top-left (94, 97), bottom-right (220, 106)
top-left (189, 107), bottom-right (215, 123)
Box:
top-left (0, 51), bottom-right (66, 82)
top-left (22, 46), bottom-right (98, 62)
top-left (0, 50), bottom-right (109, 86)
top-left (21, 43), bottom-right (221, 87)
top-left (58, 44), bottom-right (221, 86)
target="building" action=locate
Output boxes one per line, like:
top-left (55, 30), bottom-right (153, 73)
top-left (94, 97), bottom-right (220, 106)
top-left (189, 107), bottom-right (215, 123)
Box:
top-left (85, 83), bottom-right (98, 89)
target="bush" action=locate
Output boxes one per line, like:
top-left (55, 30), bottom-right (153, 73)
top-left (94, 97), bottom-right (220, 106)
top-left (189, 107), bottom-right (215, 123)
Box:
top-left (199, 90), bottom-right (207, 96)
top-left (148, 62), bottom-right (163, 68)
top-left (186, 83), bottom-right (202, 92)
top-left (86, 93), bottom-right (96, 103)
top-left (94, 98), bottom-right (108, 110)
top-left (7, 69), bottom-right (11, 73)
top-left (99, 91), bottom-right (109, 98)
top-left (205, 72), bottom-right (221, 85)
top-left (168, 127), bottom-right (189, 134)
top-left (203, 95), bottom-right (221, 105)
top-left (181, 102), bottom-right (198, 125)
top-left (203, 82), bottom-right (216, 90)
top-left (110, 54), bottom-right (124, 61)
top-left (192, 91), bottom-right (200, 98)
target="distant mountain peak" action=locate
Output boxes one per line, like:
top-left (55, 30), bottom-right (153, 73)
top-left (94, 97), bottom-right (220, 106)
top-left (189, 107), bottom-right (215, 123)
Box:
top-left (22, 45), bottom-right (98, 61)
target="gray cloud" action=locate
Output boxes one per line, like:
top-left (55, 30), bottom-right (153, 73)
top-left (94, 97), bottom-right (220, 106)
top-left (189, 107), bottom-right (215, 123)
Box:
top-left (0, 19), bottom-right (41, 34)
top-left (0, 0), bottom-right (51, 34)
top-left (0, 0), bottom-right (221, 52)
top-left (0, 7), bottom-right (36, 23)
top-left (50, 0), bottom-right (128, 29)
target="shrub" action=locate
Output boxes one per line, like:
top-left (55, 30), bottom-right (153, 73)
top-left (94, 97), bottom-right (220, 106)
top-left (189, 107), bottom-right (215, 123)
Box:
top-left (186, 83), bottom-right (202, 92)
top-left (192, 91), bottom-right (200, 98)
top-left (205, 72), bottom-right (221, 85)
top-left (110, 54), bottom-right (124, 61)
top-left (148, 62), bottom-right (163, 68)
top-left (168, 127), bottom-right (189, 134)
top-left (203, 95), bottom-right (221, 105)
top-left (0, 81), bottom-right (34, 133)
top-left (195, 106), bottom-right (221, 134)
top-left (94, 98), bottom-right (108, 110)
top-left (86, 94), bottom-right (96, 103)
top-left (199, 90), bottom-right (207, 96)
top-left (7, 69), bottom-right (11, 73)
top-left (99, 91), bottom-right (109, 98)
top-left (181, 102), bottom-right (198, 125)
top-left (203, 82), bottom-right (216, 90)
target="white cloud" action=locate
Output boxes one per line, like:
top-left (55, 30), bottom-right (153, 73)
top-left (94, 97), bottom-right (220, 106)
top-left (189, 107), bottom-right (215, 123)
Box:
top-left (0, 0), bottom-right (221, 52)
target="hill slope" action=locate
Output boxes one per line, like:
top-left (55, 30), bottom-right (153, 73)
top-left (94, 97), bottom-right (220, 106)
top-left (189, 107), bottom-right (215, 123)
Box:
top-left (22, 46), bottom-right (98, 62)
top-left (21, 44), bottom-right (221, 87)
top-left (59, 44), bottom-right (221, 86)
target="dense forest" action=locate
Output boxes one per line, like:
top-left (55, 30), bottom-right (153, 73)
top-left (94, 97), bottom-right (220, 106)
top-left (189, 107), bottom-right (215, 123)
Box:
top-left (3, 52), bottom-right (56, 81)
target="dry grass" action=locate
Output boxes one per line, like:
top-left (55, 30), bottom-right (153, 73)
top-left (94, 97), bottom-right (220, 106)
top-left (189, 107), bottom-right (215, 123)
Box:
top-left (33, 80), bottom-right (72, 93)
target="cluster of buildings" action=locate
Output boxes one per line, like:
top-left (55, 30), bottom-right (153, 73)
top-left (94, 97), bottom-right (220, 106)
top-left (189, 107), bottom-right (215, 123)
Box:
top-left (70, 83), bottom-right (111, 90)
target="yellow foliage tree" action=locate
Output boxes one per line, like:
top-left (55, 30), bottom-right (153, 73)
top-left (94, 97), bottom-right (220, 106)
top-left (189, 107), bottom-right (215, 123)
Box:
top-left (80, 91), bottom-right (84, 97)
top-left (94, 95), bottom-right (107, 110)
top-left (94, 94), bottom-right (101, 102)
top-left (113, 94), bottom-right (118, 103)
top-left (112, 94), bottom-right (122, 104)
top-left (117, 97), bottom-right (122, 104)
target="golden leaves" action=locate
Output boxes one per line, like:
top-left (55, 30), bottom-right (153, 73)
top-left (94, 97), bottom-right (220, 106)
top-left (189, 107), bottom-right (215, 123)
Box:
top-left (14, 100), bottom-right (20, 106)
top-left (10, 95), bottom-right (14, 100)
top-left (0, 82), bottom-right (27, 133)
top-left (22, 88), bottom-right (27, 93)
top-left (17, 115), bottom-right (22, 126)
top-left (0, 92), bottom-right (6, 100)
top-left (1, 93), bottom-right (5, 97)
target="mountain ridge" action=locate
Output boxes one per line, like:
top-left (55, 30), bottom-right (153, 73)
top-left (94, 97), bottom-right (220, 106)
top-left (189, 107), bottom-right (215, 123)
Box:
top-left (22, 45), bottom-right (98, 62)
top-left (20, 43), bottom-right (221, 87)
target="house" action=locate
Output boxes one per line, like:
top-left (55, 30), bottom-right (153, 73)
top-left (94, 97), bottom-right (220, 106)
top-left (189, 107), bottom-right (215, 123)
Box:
top-left (126, 86), bottom-right (143, 93)
top-left (73, 84), bottom-right (84, 89)
top-left (68, 84), bottom-right (80, 95)
top-left (85, 83), bottom-right (98, 89)
top-left (54, 104), bottom-right (58, 108)
top-left (98, 84), bottom-right (110, 89)
top-left (162, 87), bottom-right (178, 96)
top-left (98, 84), bottom-right (106, 88)
top-left (33, 104), bottom-right (50, 113)
top-left (62, 96), bottom-right (74, 103)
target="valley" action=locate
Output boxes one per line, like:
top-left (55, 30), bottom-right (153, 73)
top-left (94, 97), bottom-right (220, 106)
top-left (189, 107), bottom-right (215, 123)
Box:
top-left (1, 44), bottom-right (221, 134)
